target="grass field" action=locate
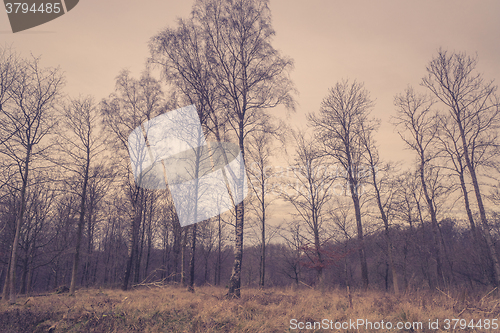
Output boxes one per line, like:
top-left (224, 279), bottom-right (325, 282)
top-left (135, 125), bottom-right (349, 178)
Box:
top-left (1, 285), bottom-right (499, 332)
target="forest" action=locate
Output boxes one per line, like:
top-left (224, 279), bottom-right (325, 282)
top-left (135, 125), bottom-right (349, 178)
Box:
top-left (1, 0), bottom-right (499, 310)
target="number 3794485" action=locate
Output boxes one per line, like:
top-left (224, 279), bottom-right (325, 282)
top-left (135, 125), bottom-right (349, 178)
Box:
top-left (443, 319), bottom-right (498, 330)
top-left (5, 3), bottom-right (61, 14)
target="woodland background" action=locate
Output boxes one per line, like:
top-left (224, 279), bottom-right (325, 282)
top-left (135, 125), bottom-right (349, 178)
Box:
top-left (1, 0), bottom-right (500, 306)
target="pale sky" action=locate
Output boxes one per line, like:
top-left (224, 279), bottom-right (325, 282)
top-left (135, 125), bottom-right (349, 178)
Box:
top-left (1, 0), bottom-right (500, 164)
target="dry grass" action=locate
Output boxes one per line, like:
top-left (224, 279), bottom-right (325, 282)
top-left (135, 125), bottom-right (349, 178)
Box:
top-left (0, 285), bottom-right (499, 332)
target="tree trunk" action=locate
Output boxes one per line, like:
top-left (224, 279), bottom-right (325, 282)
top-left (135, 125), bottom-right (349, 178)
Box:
top-left (370, 162), bottom-right (399, 294)
top-left (188, 224), bottom-right (197, 292)
top-left (204, 249), bottom-right (209, 284)
top-left (344, 139), bottom-right (368, 291)
top-left (457, 167), bottom-right (477, 240)
top-left (228, 202), bottom-right (244, 297)
top-left (145, 224), bottom-right (152, 280)
top-left (217, 215), bottom-right (222, 286)
top-left (228, 129), bottom-right (246, 298)
top-left (352, 193), bottom-right (368, 291)
top-left (135, 201), bottom-right (148, 284)
top-left (122, 188), bottom-right (142, 291)
top-left (180, 228), bottom-right (187, 285)
top-left (173, 222), bottom-right (181, 282)
top-left (69, 156), bottom-right (89, 295)
top-left (6, 147), bottom-right (31, 304)
top-left (348, 174), bottom-right (368, 290)
top-left (84, 202), bottom-right (95, 287)
top-left (419, 163), bottom-right (444, 288)
top-left (2, 257), bottom-right (11, 300)
top-left (259, 206), bottom-right (266, 287)
top-left (450, 152), bottom-right (489, 282)
top-left (313, 223), bottom-right (323, 284)
top-left (20, 257), bottom-right (28, 295)
top-left (26, 264), bottom-right (33, 296)
top-left (161, 224), bottom-right (169, 280)
top-left (460, 128), bottom-right (500, 286)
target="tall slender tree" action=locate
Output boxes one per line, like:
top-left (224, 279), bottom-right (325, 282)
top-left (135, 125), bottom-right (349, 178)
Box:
top-left (150, 0), bottom-right (295, 297)
top-left (55, 97), bottom-right (108, 295)
top-left (361, 127), bottom-right (400, 294)
top-left (422, 50), bottom-right (500, 286)
top-left (281, 131), bottom-right (337, 285)
top-left (309, 80), bottom-right (375, 290)
top-left (392, 87), bottom-right (444, 288)
top-left (0, 56), bottom-right (64, 303)
top-left (101, 70), bottom-right (164, 290)
top-left (246, 125), bottom-right (282, 287)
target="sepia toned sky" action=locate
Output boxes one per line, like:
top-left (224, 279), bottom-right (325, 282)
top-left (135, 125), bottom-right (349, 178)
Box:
top-left (2, 0), bottom-right (500, 164)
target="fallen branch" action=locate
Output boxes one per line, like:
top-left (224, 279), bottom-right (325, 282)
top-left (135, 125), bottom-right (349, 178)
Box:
top-left (299, 280), bottom-right (313, 289)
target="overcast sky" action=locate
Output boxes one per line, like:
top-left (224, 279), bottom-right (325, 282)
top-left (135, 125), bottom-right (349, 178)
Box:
top-left (2, 0), bottom-right (500, 164)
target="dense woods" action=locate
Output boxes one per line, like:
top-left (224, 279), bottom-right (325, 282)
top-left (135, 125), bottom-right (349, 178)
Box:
top-left (1, 0), bottom-right (500, 305)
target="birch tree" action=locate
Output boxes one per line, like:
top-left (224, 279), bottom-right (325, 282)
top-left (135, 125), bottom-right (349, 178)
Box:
top-left (150, 0), bottom-right (295, 297)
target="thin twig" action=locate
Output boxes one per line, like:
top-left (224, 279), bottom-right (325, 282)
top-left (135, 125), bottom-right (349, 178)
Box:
top-left (480, 287), bottom-right (497, 305)
top-left (436, 288), bottom-right (451, 299)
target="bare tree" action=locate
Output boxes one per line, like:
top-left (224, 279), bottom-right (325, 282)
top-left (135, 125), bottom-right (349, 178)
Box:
top-left (392, 87), bottom-right (445, 288)
top-left (361, 127), bottom-right (400, 294)
top-left (101, 70), bottom-right (164, 291)
top-left (54, 97), bottom-right (109, 295)
top-left (309, 80), bottom-right (375, 290)
top-left (246, 125), bottom-right (282, 287)
top-left (151, 0), bottom-right (295, 297)
top-left (422, 50), bottom-right (500, 286)
top-left (0, 47), bottom-right (21, 298)
top-left (281, 131), bottom-right (337, 285)
top-left (0, 55), bottom-right (64, 303)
